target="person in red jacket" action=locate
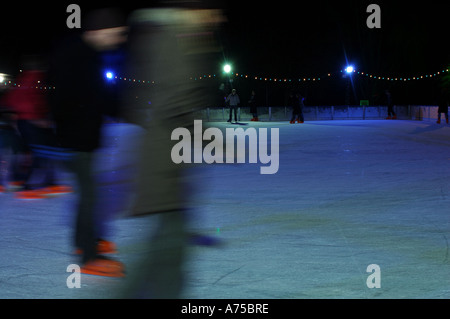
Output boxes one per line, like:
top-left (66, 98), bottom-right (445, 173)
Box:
top-left (2, 57), bottom-right (71, 199)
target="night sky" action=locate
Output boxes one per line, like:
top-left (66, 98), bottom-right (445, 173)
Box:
top-left (0, 1), bottom-right (449, 105)
top-left (224, 1), bottom-right (449, 77)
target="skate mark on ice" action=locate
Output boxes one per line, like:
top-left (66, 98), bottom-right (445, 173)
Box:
top-left (213, 265), bottom-right (245, 285)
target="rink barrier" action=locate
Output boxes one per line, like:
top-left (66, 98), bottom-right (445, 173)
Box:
top-left (194, 105), bottom-right (443, 122)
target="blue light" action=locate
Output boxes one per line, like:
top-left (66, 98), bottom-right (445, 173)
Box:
top-left (345, 66), bottom-right (354, 74)
top-left (105, 71), bottom-right (114, 80)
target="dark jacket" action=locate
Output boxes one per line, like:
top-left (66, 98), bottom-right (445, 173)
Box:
top-left (248, 93), bottom-right (257, 113)
top-left (48, 36), bottom-right (119, 152)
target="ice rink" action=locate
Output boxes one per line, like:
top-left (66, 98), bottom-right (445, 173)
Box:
top-left (1, 119), bottom-right (449, 299)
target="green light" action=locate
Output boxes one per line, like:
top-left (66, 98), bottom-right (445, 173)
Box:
top-left (223, 64), bottom-right (231, 74)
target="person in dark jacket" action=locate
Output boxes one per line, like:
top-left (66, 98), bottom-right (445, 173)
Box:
top-left (248, 90), bottom-right (258, 121)
top-left (48, 8), bottom-right (128, 277)
top-left (436, 89), bottom-right (449, 124)
top-left (385, 89), bottom-right (397, 119)
top-left (289, 92), bottom-right (305, 124)
top-left (226, 88), bottom-right (240, 123)
top-left (0, 107), bottom-right (28, 193)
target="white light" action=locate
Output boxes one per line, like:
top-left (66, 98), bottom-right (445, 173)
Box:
top-left (106, 72), bottom-right (114, 79)
top-left (345, 66), bottom-right (354, 74)
top-left (223, 64), bottom-right (231, 74)
top-left (0, 74), bottom-right (5, 83)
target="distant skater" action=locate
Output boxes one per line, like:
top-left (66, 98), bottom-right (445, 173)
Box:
top-left (248, 90), bottom-right (258, 121)
top-left (436, 90), bottom-right (449, 124)
top-left (385, 90), bottom-right (397, 119)
top-left (289, 92), bottom-right (304, 124)
top-left (226, 89), bottom-right (240, 123)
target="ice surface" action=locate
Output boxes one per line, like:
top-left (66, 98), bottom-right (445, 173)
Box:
top-left (1, 120), bottom-right (449, 299)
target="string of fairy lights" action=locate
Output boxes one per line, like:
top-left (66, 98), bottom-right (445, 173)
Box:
top-left (1, 66), bottom-right (449, 89)
top-left (349, 67), bottom-right (450, 82)
top-left (189, 67), bottom-right (450, 83)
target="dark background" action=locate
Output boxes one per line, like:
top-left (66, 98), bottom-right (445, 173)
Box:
top-left (0, 1), bottom-right (448, 106)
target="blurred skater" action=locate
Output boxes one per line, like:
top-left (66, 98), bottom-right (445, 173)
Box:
top-left (48, 8), bottom-right (128, 277)
top-left (1, 56), bottom-right (70, 200)
top-left (248, 90), bottom-right (258, 121)
top-left (0, 107), bottom-right (29, 193)
top-left (118, 3), bottom-right (225, 298)
top-left (226, 88), bottom-right (240, 123)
